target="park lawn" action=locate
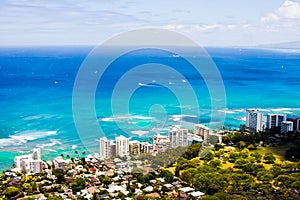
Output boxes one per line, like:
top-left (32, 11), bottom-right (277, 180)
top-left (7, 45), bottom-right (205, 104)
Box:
top-left (266, 143), bottom-right (296, 160)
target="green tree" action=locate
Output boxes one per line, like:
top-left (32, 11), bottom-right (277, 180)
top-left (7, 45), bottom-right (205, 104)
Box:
top-left (4, 186), bottom-right (20, 198)
top-left (209, 159), bottom-right (221, 168)
top-left (263, 153), bottom-right (276, 164)
top-left (159, 170), bottom-right (174, 183)
top-left (203, 151), bottom-right (214, 161)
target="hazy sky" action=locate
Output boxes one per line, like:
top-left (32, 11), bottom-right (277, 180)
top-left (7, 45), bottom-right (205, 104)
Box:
top-left (1, 0), bottom-right (300, 46)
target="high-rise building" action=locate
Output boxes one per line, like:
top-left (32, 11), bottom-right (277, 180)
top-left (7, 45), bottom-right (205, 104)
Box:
top-left (194, 124), bottom-right (209, 137)
top-left (246, 109), bottom-right (264, 132)
top-left (287, 116), bottom-right (300, 132)
top-left (266, 114), bottom-right (287, 129)
top-left (194, 124), bottom-right (210, 145)
top-left (169, 126), bottom-right (188, 148)
top-left (99, 137), bottom-right (112, 160)
top-left (115, 135), bottom-right (129, 157)
top-left (32, 148), bottom-right (41, 160)
top-left (281, 121), bottom-right (293, 133)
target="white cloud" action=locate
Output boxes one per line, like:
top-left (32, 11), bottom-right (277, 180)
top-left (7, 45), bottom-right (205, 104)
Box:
top-left (261, 0), bottom-right (300, 22)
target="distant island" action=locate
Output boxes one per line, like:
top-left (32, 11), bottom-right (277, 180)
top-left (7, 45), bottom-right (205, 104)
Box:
top-left (257, 40), bottom-right (300, 49)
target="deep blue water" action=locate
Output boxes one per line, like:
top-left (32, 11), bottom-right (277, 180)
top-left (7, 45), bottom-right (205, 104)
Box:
top-left (0, 46), bottom-right (300, 171)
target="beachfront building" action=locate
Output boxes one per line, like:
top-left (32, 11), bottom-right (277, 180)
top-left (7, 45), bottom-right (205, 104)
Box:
top-left (53, 156), bottom-right (69, 170)
top-left (266, 114), bottom-right (287, 129)
top-left (14, 154), bottom-right (32, 169)
top-left (281, 121), bottom-right (293, 133)
top-left (246, 109), bottom-right (264, 133)
top-left (153, 133), bottom-right (170, 153)
top-left (169, 126), bottom-right (188, 148)
top-left (22, 159), bottom-right (43, 174)
top-left (14, 148), bottom-right (43, 174)
top-left (99, 137), bottom-right (113, 160)
top-left (115, 135), bottom-right (129, 157)
top-left (194, 124), bottom-right (210, 145)
top-left (32, 148), bottom-right (41, 160)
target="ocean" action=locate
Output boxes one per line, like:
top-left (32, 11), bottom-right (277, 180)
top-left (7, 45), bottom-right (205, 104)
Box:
top-left (0, 46), bottom-right (300, 171)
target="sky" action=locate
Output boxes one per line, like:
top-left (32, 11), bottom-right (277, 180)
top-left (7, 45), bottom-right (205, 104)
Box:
top-left (0, 0), bottom-right (300, 46)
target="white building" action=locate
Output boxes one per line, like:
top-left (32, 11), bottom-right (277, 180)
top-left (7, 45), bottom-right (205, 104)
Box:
top-left (246, 109), bottom-right (264, 132)
top-left (194, 124), bottom-right (210, 145)
top-left (140, 142), bottom-right (153, 153)
top-left (194, 124), bottom-right (209, 137)
top-left (53, 156), bottom-right (69, 170)
top-left (14, 148), bottom-right (43, 174)
top-left (281, 121), bottom-right (293, 133)
top-left (187, 133), bottom-right (203, 145)
top-left (32, 148), bottom-right (41, 160)
top-left (23, 159), bottom-right (43, 174)
top-left (266, 114), bottom-right (287, 129)
top-left (14, 154), bottom-right (32, 169)
top-left (153, 133), bottom-right (170, 153)
top-left (99, 137), bottom-right (112, 160)
top-left (115, 135), bottom-right (129, 157)
top-left (169, 126), bottom-right (188, 148)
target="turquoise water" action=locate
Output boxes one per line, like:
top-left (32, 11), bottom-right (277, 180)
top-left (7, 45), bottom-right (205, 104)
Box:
top-left (0, 46), bottom-right (300, 171)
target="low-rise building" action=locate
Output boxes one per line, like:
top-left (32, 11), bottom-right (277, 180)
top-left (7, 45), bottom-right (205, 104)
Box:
top-left (53, 156), bottom-right (69, 170)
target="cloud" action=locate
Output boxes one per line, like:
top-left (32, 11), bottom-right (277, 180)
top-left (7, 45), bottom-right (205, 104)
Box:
top-left (261, 0), bottom-right (300, 22)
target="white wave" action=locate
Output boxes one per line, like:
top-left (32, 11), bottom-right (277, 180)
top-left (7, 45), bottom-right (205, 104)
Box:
top-left (132, 116), bottom-right (152, 120)
top-left (37, 139), bottom-right (62, 148)
top-left (0, 130), bottom-right (57, 148)
top-left (218, 109), bottom-right (236, 114)
top-left (23, 115), bottom-right (43, 120)
top-left (72, 145), bottom-right (77, 149)
top-left (100, 117), bottom-right (115, 122)
top-left (170, 114), bottom-right (197, 118)
top-left (169, 117), bottom-right (181, 122)
top-left (283, 111), bottom-right (293, 114)
top-left (131, 130), bottom-right (149, 136)
top-left (138, 82), bottom-right (159, 87)
top-left (237, 117), bottom-right (246, 122)
top-left (127, 121), bottom-right (138, 124)
top-left (99, 115), bottom-right (152, 122)
top-left (257, 108), bottom-right (271, 112)
top-left (270, 108), bottom-right (292, 112)
top-left (234, 109), bottom-right (244, 112)
top-left (169, 114), bottom-right (197, 122)
top-left (47, 149), bottom-right (58, 153)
